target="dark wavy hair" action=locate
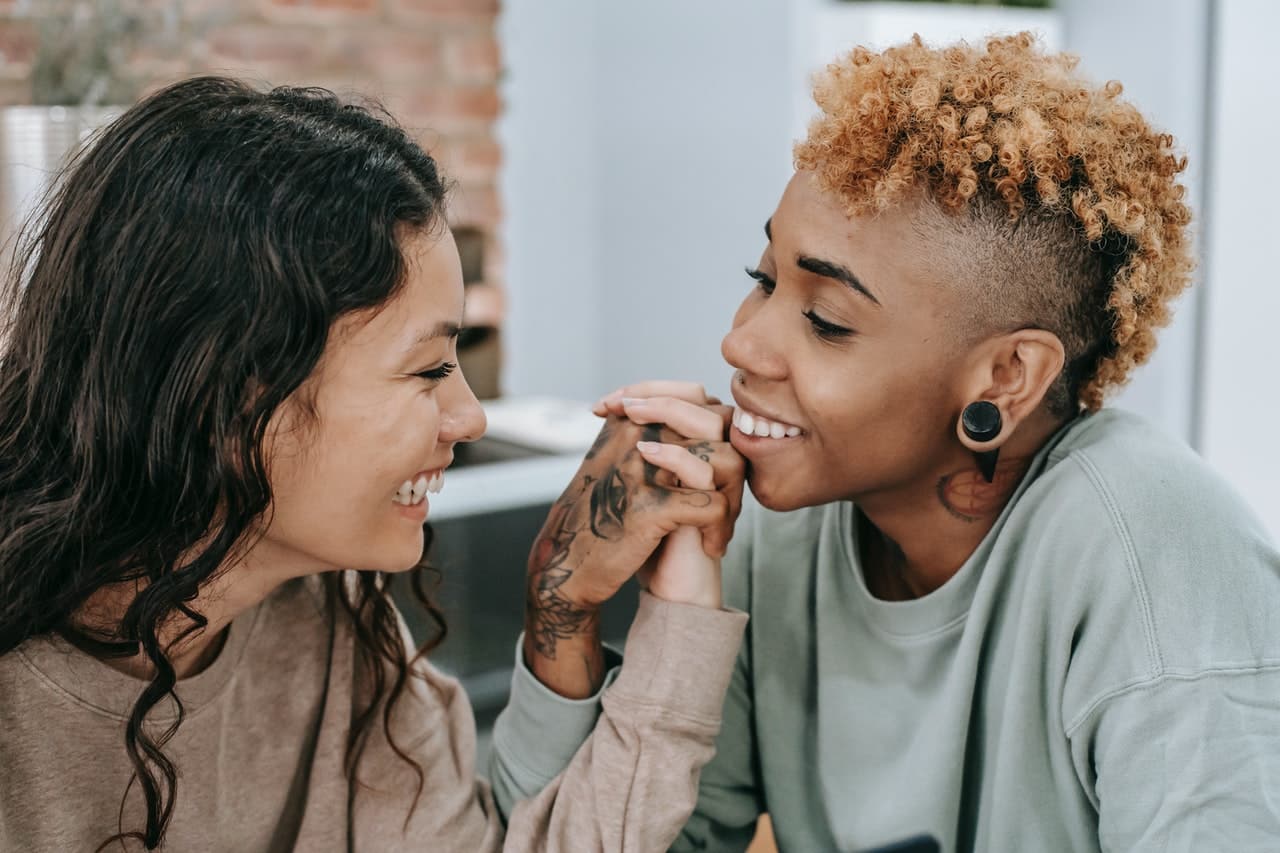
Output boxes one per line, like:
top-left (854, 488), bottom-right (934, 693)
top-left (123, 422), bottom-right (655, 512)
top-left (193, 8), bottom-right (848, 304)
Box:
top-left (0, 76), bottom-right (451, 850)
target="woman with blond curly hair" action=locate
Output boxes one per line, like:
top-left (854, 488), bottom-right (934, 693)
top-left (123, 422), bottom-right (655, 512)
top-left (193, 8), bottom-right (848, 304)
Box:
top-left (491, 33), bottom-right (1280, 852)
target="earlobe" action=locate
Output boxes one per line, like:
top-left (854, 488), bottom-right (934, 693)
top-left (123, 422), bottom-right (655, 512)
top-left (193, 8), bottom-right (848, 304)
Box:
top-left (957, 400), bottom-right (1003, 482)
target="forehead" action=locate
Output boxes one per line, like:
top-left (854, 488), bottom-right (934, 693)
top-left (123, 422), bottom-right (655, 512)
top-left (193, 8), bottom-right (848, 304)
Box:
top-left (774, 173), bottom-right (921, 253)
top-left (772, 174), bottom-right (953, 307)
top-left (330, 228), bottom-right (464, 358)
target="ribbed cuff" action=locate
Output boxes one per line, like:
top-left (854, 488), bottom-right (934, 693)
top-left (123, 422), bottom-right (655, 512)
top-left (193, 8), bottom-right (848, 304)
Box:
top-left (492, 636), bottom-right (622, 782)
top-left (610, 591), bottom-right (748, 719)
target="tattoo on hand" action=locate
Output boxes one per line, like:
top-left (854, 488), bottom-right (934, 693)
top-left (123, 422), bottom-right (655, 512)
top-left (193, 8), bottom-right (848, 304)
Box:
top-left (640, 424), bottom-right (663, 494)
top-left (687, 441), bottom-right (713, 463)
top-left (526, 420), bottom-right (669, 663)
top-left (589, 467), bottom-right (628, 539)
top-left (526, 496), bottom-right (600, 660)
top-left (585, 420), bottom-right (613, 461)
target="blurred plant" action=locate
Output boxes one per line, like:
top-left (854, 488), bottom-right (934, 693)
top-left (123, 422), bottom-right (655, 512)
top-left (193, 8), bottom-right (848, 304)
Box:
top-left (28, 0), bottom-right (145, 105)
top-left (21, 0), bottom-right (215, 106)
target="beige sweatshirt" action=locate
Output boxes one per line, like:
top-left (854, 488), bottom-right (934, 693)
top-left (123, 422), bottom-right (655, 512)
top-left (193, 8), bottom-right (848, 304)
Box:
top-left (0, 576), bottom-right (747, 852)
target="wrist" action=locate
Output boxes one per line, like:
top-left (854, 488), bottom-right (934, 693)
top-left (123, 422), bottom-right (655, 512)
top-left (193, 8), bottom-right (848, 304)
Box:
top-left (521, 621), bottom-right (606, 700)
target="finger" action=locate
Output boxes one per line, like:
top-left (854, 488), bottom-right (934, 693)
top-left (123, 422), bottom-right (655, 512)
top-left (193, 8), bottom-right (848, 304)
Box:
top-left (620, 396), bottom-right (726, 441)
top-left (638, 488), bottom-right (731, 544)
top-left (595, 380), bottom-right (709, 411)
top-left (705, 442), bottom-right (745, 533)
top-left (681, 441), bottom-right (743, 556)
top-left (706, 402), bottom-right (735, 432)
top-left (593, 397), bottom-right (628, 418)
top-left (636, 441), bottom-right (715, 490)
top-left (642, 439), bottom-right (743, 556)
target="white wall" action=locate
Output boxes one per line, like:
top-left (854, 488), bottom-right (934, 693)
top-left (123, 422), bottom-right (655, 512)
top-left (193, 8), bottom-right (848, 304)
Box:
top-left (594, 2), bottom-right (796, 402)
top-left (1058, 0), bottom-right (1211, 447)
top-left (499, 0), bottom-right (795, 404)
top-left (1199, 0), bottom-right (1280, 537)
top-left (496, 1), bottom-right (603, 401)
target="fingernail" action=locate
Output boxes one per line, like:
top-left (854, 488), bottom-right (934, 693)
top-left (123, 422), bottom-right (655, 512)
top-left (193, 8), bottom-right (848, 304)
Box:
top-left (636, 440), bottom-right (662, 454)
top-left (622, 397), bottom-right (646, 407)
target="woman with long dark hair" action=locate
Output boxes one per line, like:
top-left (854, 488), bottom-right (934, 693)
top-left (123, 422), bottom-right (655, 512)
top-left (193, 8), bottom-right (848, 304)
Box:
top-left (0, 76), bottom-right (747, 851)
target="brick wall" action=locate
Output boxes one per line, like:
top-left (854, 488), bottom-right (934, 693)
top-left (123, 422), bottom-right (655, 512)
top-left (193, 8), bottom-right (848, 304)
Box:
top-left (0, 0), bottom-right (505, 393)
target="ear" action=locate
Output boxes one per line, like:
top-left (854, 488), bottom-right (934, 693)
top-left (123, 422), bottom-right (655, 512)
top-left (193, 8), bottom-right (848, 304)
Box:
top-left (957, 328), bottom-right (1066, 449)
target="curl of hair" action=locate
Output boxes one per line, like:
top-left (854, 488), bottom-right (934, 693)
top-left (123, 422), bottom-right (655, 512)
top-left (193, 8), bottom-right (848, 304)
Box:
top-left (0, 77), bottom-right (450, 850)
top-left (795, 32), bottom-right (1195, 411)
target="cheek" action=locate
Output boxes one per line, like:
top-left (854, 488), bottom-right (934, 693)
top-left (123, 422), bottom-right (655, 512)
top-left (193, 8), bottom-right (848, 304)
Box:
top-left (798, 349), bottom-right (929, 462)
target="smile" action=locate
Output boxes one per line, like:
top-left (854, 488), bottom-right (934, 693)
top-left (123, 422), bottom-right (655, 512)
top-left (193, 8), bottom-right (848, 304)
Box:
top-left (732, 406), bottom-right (803, 440)
top-left (392, 469), bottom-right (445, 506)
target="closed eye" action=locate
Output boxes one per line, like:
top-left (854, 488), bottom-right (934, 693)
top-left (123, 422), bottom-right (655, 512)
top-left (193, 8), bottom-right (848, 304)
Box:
top-left (745, 266), bottom-right (775, 295)
top-left (803, 310), bottom-right (855, 341)
top-left (414, 361), bottom-right (457, 383)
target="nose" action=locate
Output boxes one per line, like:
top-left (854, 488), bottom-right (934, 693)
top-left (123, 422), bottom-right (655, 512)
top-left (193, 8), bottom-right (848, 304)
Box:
top-left (720, 299), bottom-right (788, 383)
top-left (439, 368), bottom-right (487, 444)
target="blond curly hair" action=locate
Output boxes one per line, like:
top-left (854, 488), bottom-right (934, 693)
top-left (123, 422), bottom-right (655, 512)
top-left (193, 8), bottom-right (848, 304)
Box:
top-left (795, 32), bottom-right (1194, 412)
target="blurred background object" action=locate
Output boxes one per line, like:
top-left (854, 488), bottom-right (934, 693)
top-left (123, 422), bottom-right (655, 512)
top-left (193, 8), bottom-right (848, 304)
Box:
top-left (0, 0), bottom-right (506, 397)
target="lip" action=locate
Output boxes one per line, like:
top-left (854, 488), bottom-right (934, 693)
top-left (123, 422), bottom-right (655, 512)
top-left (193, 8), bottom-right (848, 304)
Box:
top-left (396, 497), bottom-right (430, 522)
top-left (729, 390), bottom-right (804, 433)
top-left (730, 424), bottom-right (804, 460)
top-left (393, 456), bottom-right (454, 522)
top-left (728, 391), bottom-right (805, 457)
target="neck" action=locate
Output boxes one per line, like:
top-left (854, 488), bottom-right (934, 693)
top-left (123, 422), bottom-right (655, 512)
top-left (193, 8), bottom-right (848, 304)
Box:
top-left (858, 409), bottom-right (1067, 599)
top-left (76, 538), bottom-right (319, 680)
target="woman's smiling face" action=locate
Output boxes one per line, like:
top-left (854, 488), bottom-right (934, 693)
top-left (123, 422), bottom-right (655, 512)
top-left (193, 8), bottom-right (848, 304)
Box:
top-left (257, 228), bottom-right (487, 576)
top-left (722, 172), bottom-right (976, 513)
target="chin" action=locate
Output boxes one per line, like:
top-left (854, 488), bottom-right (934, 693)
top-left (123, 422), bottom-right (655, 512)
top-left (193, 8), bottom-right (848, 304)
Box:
top-left (746, 471), bottom-right (807, 513)
top-left (360, 532), bottom-right (427, 574)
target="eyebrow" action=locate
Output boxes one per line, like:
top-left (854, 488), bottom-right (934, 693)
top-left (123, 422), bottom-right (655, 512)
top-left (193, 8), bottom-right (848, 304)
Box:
top-left (404, 320), bottom-right (461, 353)
top-left (795, 256), bottom-right (880, 306)
top-left (764, 218), bottom-right (880, 306)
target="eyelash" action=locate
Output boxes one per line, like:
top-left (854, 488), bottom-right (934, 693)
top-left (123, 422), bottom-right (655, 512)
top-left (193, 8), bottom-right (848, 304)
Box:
top-left (415, 361), bottom-right (457, 383)
top-left (744, 266), bottom-right (855, 341)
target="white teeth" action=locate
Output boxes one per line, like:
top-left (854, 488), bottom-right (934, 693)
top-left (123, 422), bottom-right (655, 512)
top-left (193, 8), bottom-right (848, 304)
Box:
top-left (394, 471), bottom-right (445, 507)
top-left (733, 406), bottom-right (802, 440)
top-left (411, 475), bottom-right (429, 502)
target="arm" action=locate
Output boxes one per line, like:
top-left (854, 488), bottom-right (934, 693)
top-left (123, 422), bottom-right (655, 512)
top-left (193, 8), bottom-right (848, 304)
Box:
top-left (493, 498), bottom-right (768, 853)
top-left (1075, 667), bottom-right (1280, 851)
top-left (522, 386), bottom-right (742, 702)
top-left (503, 590), bottom-right (748, 851)
top-left (346, 598), bottom-right (743, 853)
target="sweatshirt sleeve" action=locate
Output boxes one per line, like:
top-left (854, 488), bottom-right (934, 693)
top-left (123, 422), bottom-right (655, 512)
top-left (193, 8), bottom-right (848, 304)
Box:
top-left (348, 591), bottom-right (745, 852)
top-left (488, 639), bottom-right (621, 817)
top-left (1074, 666), bottom-right (1280, 852)
top-left (500, 591), bottom-right (747, 851)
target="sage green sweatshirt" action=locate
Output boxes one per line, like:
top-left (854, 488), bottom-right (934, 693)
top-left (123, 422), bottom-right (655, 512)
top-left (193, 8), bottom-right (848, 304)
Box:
top-left (491, 409), bottom-right (1280, 852)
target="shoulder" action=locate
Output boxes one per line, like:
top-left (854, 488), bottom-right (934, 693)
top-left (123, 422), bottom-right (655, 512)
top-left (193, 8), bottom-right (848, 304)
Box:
top-left (1027, 409), bottom-right (1280, 672)
top-left (1037, 408), bottom-right (1274, 570)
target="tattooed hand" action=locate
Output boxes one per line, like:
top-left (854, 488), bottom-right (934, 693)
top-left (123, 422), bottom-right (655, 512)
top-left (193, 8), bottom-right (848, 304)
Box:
top-left (523, 382), bottom-right (742, 697)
